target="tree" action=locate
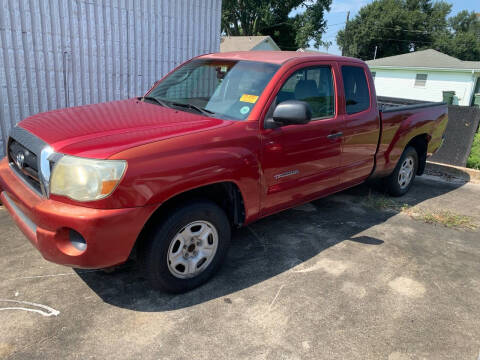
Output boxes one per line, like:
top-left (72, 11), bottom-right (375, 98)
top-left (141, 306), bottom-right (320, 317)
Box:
top-left (221, 0), bottom-right (332, 50)
top-left (449, 10), bottom-right (480, 35)
top-left (432, 10), bottom-right (480, 61)
top-left (337, 0), bottom-right (452, 60)
top-left (337, 0), bottom-right (480, 61)
top-left (433, 30), bottom-right (480, 61)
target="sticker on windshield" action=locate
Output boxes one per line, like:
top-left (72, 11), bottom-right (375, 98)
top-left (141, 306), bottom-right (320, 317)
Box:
top-left (240, 106), bottom-right (251, 115)
top-left (240, 94), bottom-right (259, 104)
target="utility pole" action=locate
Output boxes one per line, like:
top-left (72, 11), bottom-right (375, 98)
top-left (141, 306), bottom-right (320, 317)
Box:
top-left (373, 45), bottom-right (378, 60)
top-left (342, 11), bottom-right (350, 56)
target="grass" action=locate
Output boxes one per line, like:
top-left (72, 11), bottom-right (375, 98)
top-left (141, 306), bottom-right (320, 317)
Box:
top-left (405, 209), bottom-right (477, 230)
top-left (362, 191), bottom-right (476, 230)
top-left (467, 132), bottom-right (480, 170)
top-left (363, 190), bottom-right (409, 212)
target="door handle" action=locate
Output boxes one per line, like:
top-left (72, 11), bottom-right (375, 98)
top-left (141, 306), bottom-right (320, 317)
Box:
top-left (327, 132), bottom-right (343, 139)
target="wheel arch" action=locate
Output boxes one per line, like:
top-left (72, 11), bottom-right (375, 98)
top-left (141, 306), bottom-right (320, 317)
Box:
top-left (130, 181), bottom-right (246, 259)
top-left (405, 133), bottom-right (429, 175)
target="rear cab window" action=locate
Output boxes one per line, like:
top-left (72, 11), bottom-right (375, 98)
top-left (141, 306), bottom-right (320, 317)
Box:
top-left (341, 66), bottom-right (370, 114)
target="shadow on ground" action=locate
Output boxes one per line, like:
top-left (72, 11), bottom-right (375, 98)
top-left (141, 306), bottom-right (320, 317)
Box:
top-left (76, 176), bottom-right (466, 311)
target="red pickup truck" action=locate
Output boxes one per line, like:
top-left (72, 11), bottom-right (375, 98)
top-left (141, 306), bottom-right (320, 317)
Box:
top-left (0, 51), bottom-right (447, 293)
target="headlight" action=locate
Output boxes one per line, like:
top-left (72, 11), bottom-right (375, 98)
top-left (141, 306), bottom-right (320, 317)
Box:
top-left (50, 155), bottom-right (127, 201)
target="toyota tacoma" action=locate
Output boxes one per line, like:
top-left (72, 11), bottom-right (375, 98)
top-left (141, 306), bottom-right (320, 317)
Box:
top-left (0, 51), bottom-right (447, 293)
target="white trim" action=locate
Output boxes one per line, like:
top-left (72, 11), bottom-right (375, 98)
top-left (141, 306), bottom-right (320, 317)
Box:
top-left (367, 65), bottom-right (480, 73)
top-left (467, 73), bottom-right (479, 106)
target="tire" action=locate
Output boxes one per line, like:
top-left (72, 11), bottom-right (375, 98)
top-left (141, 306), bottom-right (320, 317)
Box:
top-left (385, 146), bottom-right (419, 197)
top-left (139, 200), bottom-right (231, 293)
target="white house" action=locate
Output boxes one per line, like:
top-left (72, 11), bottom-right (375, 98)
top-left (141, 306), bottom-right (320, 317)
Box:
top-left (367, 49), bottom-right (480, 106)
top-left (220, 36), bottom-right (280, 52)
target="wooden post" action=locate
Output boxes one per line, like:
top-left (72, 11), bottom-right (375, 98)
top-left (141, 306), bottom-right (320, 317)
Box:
top-left (342, 11), bottom-right (350, 56)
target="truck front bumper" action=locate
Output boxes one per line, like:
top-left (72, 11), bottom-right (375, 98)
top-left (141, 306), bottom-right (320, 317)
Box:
top-left (0, 158), bottom-right (155, 269)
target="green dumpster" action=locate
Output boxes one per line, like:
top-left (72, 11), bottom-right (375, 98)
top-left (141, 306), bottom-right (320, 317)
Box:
top-left (442, 91), bottom-right (455, 105)
top-left (473, 93), bottom-right (480, 107)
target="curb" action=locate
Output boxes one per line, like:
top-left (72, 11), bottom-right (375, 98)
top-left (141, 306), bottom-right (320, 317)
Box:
top-left (426, 161), bottom-right (480, 184)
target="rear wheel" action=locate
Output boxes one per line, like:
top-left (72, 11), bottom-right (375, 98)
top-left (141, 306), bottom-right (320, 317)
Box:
top-left (140, 200), bottom-right (231, 293)
top-left (385, 146), bottom-right (418, 197)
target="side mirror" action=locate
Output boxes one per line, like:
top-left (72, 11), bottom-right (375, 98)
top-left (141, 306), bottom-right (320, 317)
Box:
top-left (272, 100), bottom-right (312, 126)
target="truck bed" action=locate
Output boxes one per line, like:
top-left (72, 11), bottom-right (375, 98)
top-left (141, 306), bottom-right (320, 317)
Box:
top-left (378, 96), bottom-right (446, 113)
top-left (372, 96), bottom-right (448, 178)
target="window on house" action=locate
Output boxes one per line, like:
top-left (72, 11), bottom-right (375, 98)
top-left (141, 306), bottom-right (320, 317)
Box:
top-left (414, 74), bottom-right (428, 87)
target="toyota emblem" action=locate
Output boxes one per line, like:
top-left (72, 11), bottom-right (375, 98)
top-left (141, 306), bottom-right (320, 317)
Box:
top-left (15, 152), bottom-right (25, 169)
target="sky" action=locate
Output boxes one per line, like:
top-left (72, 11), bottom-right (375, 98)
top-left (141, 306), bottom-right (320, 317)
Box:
top-left (292, 0), bottom-right (480, 55)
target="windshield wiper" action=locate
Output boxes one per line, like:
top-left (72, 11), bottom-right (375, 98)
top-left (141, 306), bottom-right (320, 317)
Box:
top-left (171, 102), bottom-right (215, 117)
top-left (142, 96), bottom-right (171, 108)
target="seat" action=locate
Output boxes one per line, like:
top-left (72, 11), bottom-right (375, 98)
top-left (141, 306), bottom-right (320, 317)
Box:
top-left (277, 90), bottom-right (294, 103)
top-left (294, 80), bottom-right (318, 100)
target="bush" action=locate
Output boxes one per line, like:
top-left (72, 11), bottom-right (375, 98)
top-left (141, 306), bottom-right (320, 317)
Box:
top-left (467, 132), bottom-right (480, 170)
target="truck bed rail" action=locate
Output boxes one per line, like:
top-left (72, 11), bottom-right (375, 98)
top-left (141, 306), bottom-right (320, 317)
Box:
top-left (378, 96), bottom-right (445, 113)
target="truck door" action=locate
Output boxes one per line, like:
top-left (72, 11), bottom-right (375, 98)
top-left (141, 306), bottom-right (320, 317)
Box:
top-left (338, 64), bottom-right (380, 185)
top-left (260, 63), bottom-right (344, 216)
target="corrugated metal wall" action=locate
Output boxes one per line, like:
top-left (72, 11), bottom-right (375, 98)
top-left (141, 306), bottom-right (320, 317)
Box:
top-left (0, 0), bottom-right (221, 155)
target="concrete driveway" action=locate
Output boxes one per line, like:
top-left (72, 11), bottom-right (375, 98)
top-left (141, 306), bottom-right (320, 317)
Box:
top-left (1, 175), bottom-right (479, 360)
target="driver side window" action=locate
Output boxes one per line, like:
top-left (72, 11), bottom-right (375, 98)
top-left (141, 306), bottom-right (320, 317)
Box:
top-left (276, 66), bottom-right (335, 119)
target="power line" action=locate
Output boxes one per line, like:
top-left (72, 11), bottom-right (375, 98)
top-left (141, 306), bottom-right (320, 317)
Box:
top-left (325, 21), bottom-right (347, 27)
top-left (368, 25), bottom-right (439, 34)
top-left (322, 22), bottom-right (446, 48)
top-left (367, 36), bottom-right (436, 45)
top-left (334, 22), bottom-right (445, 35)
top-left (322, 33), bottom-right (438, 45)
top-left (318, 34), bottom-right (438, 50)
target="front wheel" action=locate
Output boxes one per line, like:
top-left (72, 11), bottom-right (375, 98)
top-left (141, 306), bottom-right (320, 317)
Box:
top-left (385, 146), bottom-right (419, 197)
top-left (140, 200), bottom-right (231, 293)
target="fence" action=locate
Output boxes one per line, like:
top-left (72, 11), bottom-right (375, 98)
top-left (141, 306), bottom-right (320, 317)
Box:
top-left (430, 105), bottom-right (480, 167)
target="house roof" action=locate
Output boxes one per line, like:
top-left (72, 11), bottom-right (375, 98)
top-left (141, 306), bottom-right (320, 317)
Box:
top-left (366, 49), bottom-right (480, 71)
top-left (220, 36), bottom-right (280, 52)
top-left (296, 48), bottom-right (329, 55)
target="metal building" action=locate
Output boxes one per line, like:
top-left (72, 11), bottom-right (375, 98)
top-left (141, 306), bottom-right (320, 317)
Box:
top-left (0, 0), bottom-right (222, 155)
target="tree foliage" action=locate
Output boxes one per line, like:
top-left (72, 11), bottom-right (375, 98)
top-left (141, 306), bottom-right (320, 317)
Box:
top-left (434, 10), bottom-right (480, 61)
top-left (337, 0), bottom-right (480, 61)
top-left (221, 0), bottom-right (332, 50)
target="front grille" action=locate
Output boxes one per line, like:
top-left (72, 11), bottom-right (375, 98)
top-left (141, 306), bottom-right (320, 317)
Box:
top-left (7, 138), bottom-right (42, 193)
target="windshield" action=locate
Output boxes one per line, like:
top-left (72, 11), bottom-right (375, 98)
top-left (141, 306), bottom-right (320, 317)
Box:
top-left (147, 59), bottom-right (279, 120)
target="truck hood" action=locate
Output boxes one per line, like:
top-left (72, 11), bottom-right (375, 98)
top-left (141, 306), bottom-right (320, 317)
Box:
top-left (18, 99), bottom-right (230, 158)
